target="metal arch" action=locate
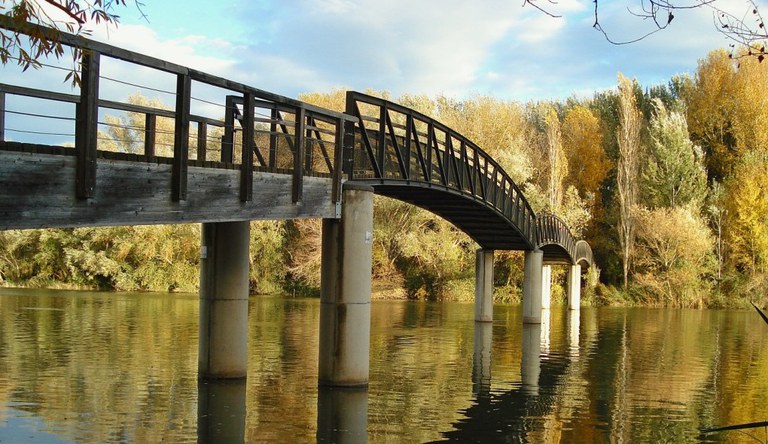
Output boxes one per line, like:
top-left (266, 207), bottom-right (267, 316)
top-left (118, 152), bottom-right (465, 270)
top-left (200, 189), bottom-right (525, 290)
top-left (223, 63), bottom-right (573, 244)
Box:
top-left (535, 212), bottom-right (592, 268)
top-left (344, 91), bottom-right (536, 250)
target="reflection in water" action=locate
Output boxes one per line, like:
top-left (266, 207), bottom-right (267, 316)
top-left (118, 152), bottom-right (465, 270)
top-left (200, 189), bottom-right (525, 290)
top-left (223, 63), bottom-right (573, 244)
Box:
top-left (3, 289), bottom-right (768, 443)
top-left (568, 309), bottom-right (580, 358)
top-left (472, 322), bottom-right (492, 398)
top-left (521, 323), bottom-right (542, 396)
top-left (316, 387), bottom-right (368, 444)
top-left (197, 379), bottom-right (246, 444)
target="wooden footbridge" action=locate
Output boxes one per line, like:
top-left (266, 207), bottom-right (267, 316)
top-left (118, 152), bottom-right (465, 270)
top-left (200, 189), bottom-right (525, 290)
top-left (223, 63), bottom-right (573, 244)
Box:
top-left (0, 19), bottom-right (592, 387)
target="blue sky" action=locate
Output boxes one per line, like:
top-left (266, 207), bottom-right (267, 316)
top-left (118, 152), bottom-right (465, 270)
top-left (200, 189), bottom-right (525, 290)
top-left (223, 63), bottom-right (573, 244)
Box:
top-left (79, 0), bottom-right (750, 102)
top-left (4, 0), bottom-right (759, 105)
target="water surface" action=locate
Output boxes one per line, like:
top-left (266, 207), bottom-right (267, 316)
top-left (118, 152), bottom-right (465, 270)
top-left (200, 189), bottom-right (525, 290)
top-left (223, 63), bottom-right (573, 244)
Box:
top-left (0, 288), bottom-right (767, 443)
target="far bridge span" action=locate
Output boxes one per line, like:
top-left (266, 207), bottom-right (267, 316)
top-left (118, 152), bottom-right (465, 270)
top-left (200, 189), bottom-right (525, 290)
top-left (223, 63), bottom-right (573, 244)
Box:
top-left (0, 17), bottom-right (592, 388)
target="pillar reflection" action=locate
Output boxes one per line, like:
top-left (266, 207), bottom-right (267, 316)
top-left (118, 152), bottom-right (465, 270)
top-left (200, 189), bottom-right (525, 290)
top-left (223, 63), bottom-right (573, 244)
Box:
top-left (316, 386), bottom-right (368, 444)
top-left (568, 309), bottom-right (580, 358)
top-left (521, 323), bottom-right (542, 396)
top-left (197, 379), bottom-right (246, 444)
top-left (472, 321), bottom-right (493, 398)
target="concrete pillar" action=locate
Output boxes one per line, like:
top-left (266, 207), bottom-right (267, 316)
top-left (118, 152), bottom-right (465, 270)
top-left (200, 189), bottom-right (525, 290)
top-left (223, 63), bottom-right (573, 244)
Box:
top-left (522, 249), bottom-right (543, 324)
top-left (318, 183), bottom-right (374, 387)
top-left (541, 264), bottom-right (552, 310)
top-left (197, 379), bottom-right (246, 443)
top-left (317, 387), bottom-right (368, 444)
top-left (474, 249), bottom-right (494, 322)
top-left (199, 221), bottom-right (250, 379)
top-left (472, 321), bottom-right (493, 397)
top-left (521, 323), bottom-right (541, 396)
top-left (567, 264), bottom-right (581, 310)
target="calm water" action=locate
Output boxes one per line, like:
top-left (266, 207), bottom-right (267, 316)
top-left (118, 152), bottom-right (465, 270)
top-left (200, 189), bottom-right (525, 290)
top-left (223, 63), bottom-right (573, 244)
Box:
top-left (1, 288), bottom-right (767, 443)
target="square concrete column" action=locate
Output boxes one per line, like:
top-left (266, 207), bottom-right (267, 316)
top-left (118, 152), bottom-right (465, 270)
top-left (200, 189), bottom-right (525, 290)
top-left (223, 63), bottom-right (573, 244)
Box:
top-left (199, 221), bottom-right (250, 379)
top-left (567, 264), bottom-right (581, 310)
top-left (522, 249), bottom-right (543, 324)
top-left (474, 249), bottom-right (494, 322)
top-left (541, 264), bottom-right (552, 310)
top-left (319, 183), bottom-right (374, 387)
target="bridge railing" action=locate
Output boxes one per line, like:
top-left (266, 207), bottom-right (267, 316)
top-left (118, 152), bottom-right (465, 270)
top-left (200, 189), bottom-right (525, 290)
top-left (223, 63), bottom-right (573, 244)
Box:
top-left (0, 17), bottom-right (354, 204)
top-left (344, 91), bottom-right (535, 242)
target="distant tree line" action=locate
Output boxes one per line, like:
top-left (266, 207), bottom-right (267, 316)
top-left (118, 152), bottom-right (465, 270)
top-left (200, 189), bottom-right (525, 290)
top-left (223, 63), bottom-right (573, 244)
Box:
top-left (2, 48), bottom-right (767, 307)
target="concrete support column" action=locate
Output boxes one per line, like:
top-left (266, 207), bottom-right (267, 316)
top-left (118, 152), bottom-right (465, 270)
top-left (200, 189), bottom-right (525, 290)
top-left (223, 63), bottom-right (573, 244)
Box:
top-left (541, 264), bottom-right (552, 310)
top-left (319, 183), bottom-right (374, 387)
top-left (199, 221), bottom-right (250, 379)
top-left (522, 249), bottom-right (543, 324)
top-left (474, 249), bottom-right (494, 322)
top-left (567, 264), bottom-right (581, 310)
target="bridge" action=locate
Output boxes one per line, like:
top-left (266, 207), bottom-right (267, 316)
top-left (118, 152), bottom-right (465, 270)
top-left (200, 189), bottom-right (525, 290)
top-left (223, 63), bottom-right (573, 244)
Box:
top-left (0, 19), bottom-right (592, 387)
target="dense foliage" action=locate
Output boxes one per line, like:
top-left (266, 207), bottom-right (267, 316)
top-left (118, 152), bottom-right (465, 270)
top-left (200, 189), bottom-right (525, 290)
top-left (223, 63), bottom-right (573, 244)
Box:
top-left (2, 48), bottom-right (767, 307)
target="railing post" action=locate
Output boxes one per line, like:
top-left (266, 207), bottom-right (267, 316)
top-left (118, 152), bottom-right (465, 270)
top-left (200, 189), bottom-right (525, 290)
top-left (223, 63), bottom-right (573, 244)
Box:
top-left (404, 113), bottom-right (413, 181)
top-left (75, 51), bottom-right (100, 199)
top-left (222, 95), bottom-right (236, 163)
top-left (377, 104), bottom-right (386, 178)
top-left (0, 91), bottom-right (5, 142)
top-left (305, 115), bottom-right (314, 172)
top-left (172, 73), bottom-right (191, 202)
top-left (144, 114), bottom-right (156, 160)
top-left (197, 121), bottom-right (207, 162)
top-left (292, 106), bottom-right (306, 203)
top-left (332, 117), bottom-right (344, 203)
top-left (269, 107), bottom-right (278, 169)
top-left (240, 92), bottom-right (254, 202)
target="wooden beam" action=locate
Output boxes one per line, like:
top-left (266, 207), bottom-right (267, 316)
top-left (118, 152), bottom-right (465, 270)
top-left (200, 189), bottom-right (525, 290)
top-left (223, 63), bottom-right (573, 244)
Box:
top-left (75, 51), bottom-right (100, 199)
top-left (222, 95), bottom-right (236, 163)
top-left (172, 74), bottom-right (191, 201)
top-left (197, 121), bottom-right (207, 162)
top-left (144, 114), bottom-right (156, 160)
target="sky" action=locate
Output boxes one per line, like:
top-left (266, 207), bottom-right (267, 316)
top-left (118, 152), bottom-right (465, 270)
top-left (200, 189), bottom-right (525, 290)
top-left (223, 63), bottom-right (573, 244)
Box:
top-left (59, 0), bottom-right (752, 103)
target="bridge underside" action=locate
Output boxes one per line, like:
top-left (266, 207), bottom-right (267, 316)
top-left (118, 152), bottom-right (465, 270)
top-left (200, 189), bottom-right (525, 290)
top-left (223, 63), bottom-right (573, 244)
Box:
top-left (361, 180), bottom-right (533, 251)
top-left (540, 245), bottom-right (574, 266)
top-left (0, 146), bottom-right (338, 230)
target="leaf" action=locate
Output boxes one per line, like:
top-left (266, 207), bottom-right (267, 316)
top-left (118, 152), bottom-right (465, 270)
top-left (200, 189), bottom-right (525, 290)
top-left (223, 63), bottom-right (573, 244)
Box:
top-left (668, 13), bottom-right (674, 24)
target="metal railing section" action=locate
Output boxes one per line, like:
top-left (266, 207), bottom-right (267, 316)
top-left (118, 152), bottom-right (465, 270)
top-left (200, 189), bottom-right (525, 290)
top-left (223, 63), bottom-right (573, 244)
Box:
top-left (344, 91), bottom-right (536, 245)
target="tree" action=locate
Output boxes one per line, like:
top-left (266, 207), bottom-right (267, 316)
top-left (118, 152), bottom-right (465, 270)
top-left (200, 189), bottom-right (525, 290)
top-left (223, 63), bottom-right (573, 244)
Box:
top-left (725, 150), bottom-right (768, 276)
top-left (543, 106), bottom-right (567, 211)
top-left (562, 105), bottom-right (610, 199)
top-left (633, 206), bottom-right (715, 307)
top-left (0, 1), bottom-right (141, 83)
top-left (616, 74), bottom-right (643, 289)
top-left (642, 98), bottom-right (708, 209)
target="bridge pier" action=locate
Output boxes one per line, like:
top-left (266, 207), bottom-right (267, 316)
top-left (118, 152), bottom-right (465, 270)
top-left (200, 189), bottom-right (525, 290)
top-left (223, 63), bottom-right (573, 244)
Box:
top-left (541, 264), bottom-right (552, 310)
top-left (318, 183), bottom-right (374, 387)
top-left (567, 264), bottom-right (581, 310)
top-left (199, 221), bottom-right (250, 379)
top-left (522, 249), bottom-right (543, 324)
top-left (474, 249), bottom-right (494, 322)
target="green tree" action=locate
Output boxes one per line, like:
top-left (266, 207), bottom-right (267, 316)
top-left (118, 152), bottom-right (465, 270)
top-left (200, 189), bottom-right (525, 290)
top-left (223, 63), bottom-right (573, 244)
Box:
top-left (642, 99), bottom-right (708, 209)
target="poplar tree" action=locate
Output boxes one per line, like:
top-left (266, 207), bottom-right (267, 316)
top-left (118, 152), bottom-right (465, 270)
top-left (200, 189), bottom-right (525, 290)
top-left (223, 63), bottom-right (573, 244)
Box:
top-left (616, 74), bottom-right (642, 289)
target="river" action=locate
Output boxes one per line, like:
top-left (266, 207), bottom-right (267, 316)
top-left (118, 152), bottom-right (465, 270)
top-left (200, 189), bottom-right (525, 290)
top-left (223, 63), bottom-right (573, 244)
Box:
top-left (0, 287), bottom-right (766, 443)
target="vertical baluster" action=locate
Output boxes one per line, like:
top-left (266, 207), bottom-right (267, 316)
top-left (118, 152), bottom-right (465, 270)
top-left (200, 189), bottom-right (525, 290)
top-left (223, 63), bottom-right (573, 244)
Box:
top-left (222, 95), bottom-right (236, 163)
top-left (377, 104), bottom-right (386, 178)
top-left (240, 92), bottom-right (254, 202)
top-left (293, 106), bottom-right (306, 203)
top-left (0, 91), bottom-right (6, 142)
top-left (197, 121), bottom-right (207, 162)
top-left (269, 107), bottom-right (278, 169)
top-left (75, 51), bottom-right (100, 199)
top-left (172, 73), bottom-right (191, 202)
top-left (144, 114), bottom-right (156, 161)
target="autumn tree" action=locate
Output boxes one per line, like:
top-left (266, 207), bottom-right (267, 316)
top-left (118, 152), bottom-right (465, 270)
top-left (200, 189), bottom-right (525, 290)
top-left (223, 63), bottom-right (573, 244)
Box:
top-left (642, 98), bottom-right (708, 210)
top-left (561, 105), bottom-right (610, 199)
top-left (616, 74), bottom-right (643, 289)
top-left (725, 150), bottom-right (768, 277)
top-left (633, 206), bottom-right (715, 307)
